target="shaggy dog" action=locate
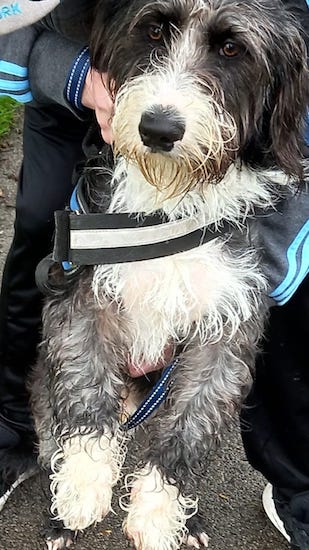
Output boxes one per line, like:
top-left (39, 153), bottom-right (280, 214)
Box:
top-left (30, 1), bottom-right (309, 549)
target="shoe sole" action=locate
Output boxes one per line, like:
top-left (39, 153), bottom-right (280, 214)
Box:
top-left (262, 483), bottom-right (291, 543)
top-left (0, 468), bottom-right (38, 512)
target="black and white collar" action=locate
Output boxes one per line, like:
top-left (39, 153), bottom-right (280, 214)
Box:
top-left (52, 176), bottom-right (233, 266)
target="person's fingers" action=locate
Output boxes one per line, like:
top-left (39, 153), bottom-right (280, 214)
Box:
top-left (94, 83), bottom-right (114, 111)
top-left (101, 125), bottom-right (113, 144)
top-left (81, 69), bottom-right (115, 143)
top-left (95, 108), bottom-right (113, 144)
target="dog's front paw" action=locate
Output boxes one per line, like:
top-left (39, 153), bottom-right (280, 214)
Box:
top-left (185, 513), bottom-right (209, 548)
top-left (44, 518), bottom-right (76, 550)
top-left (122, 465), bottom-right (197, 550)
top-left (52, 468), bottom-right (113, 531)
top-left (50, 432), bottom-right (125, 530)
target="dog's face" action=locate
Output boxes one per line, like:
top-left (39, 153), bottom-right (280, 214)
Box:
top-left (91, 0), bottom-right (309, 196)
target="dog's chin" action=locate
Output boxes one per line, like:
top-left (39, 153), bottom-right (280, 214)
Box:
top-left (113, 139), bottom-right (235, 199)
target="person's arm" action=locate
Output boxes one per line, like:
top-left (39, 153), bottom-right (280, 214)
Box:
top-left (0, 26), bottom-right (39, 103)
top-left (28, 30), bottom-right (89, 111)
top-left (0, 25), bottom-right (88, 111)
top-left (28, 30), bottom-right (114, 142)
top-left (0, 0), bottom-right (60, 35)
top-left (0, 0), bottom-right (97, 108)
top-left (250, 188), bottom-right (309, 306)
top-left (0, 22), bottom-right (114, 142)
top-left (0, 0), bottom-right (74, 105)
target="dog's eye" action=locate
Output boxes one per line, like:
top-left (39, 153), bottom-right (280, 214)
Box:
top-left (148, 23), bottom-right (164, 41)
top-left (219, 41), bottom-right (241, 58)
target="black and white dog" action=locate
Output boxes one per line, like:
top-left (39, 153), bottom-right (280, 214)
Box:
top-left (31, 1), bottom-right (309, 549)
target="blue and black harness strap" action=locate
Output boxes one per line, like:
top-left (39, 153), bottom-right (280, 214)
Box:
top-left (121, 358), bottom-right (180, 431)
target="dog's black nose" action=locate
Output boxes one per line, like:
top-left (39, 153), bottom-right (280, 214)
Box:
top-left (138, 106), bottom-right (185, 152)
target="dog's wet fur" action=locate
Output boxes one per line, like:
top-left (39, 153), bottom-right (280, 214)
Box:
top-left (30, 1), bottom-right (309, 548)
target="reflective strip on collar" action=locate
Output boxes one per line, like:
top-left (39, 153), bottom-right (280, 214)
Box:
top-left (52, 177), bottom-right (234, 265)
top-left (70, 217), bottom-right (211, 250)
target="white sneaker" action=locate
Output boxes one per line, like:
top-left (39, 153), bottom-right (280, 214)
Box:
top-left (262, 483), bottom-right (291, 543)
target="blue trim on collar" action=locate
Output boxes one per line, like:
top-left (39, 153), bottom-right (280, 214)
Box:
top-left (121, 358), bottom-right (179, 430)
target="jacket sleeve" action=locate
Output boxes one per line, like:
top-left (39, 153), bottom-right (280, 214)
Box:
top-left (0, 26), bottom-right (90, 116)
top-left (27, 0), bottom-right (95, 113)
top-left (0, 0), bottom-right (64, 102)
top-left (28, 29), bottom-right (90, 115)
top-left (252, 0), bottom-right (309, 305)
top-left (0, 0), bottom-right (60, 36)
top-left (250, 187), bottom-right (309, 306)
top-left (0, 26), bottom-right (38, 102)
top-left (0, 0), bottom-right (95, 112)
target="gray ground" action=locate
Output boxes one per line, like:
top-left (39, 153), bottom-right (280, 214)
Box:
top-left (0, 115), bottom-right (289, 550)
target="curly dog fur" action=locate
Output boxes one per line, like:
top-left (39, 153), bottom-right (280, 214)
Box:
top-left (30, 1), bottom-right (309, 548)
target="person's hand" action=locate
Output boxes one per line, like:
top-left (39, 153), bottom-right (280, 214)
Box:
top-left (82, 69), bottom-right (115, 144)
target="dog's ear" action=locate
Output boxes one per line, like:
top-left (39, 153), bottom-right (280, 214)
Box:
top-left (90, 0), bottom-right (133, 74)
top-left (268, 30), bottom-right (309, 180)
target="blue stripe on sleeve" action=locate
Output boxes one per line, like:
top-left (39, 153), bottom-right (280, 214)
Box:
top-left (0, 61), bottom-right (28, 78)
top-left (270, 220), bottom-right (309, 305)
top-left (0, 78), bottom-right (30, 92)
top-left (275, 236), bottom-right (309, 305)
top-left (0, 90), bottom-right (33, 103)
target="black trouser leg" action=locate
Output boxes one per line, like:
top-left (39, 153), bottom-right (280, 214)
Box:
top-left (0, 103), bottom-right (88, 439)
top-left (241, 274), bottom-right (309, 547)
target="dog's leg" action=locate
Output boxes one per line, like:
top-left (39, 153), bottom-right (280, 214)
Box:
top-left (50, 381), bottom-right (140, 532)
top-left (123, 464), bottom-right (198, 550)
top-left (123, 332), bottom-right (257, 550)
top-left (31, 286), bottom-right (130, 533)
top-left (30, 341), bottom-right (59, 467)
top-left (30, 367), bottom-right (76, 549)
top-left (123, 466), bottom-right (207, 550)
top-left (50, 428), bottom-right (127, 531)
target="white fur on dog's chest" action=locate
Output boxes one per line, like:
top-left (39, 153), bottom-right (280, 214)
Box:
top-left (92, 239), bottom-right (264, 365)
top-left (93, 159), bottom-right (288, 362)
top-left (91, 160), bottom-right (283, 363)
top-left (95, 240), bottom-right (228, 320)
